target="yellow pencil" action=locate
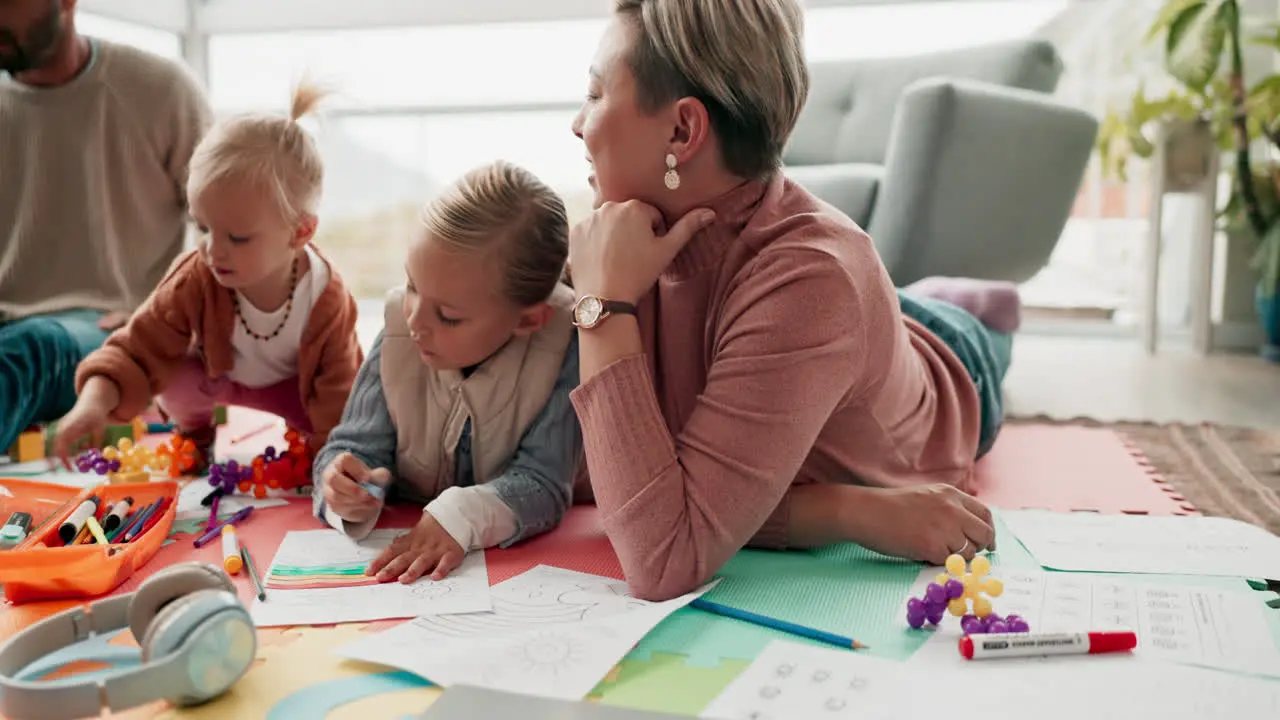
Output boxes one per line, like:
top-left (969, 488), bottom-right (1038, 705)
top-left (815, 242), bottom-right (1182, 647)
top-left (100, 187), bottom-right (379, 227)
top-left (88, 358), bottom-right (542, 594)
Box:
top-left (84, 516), bottom-right (110, 545)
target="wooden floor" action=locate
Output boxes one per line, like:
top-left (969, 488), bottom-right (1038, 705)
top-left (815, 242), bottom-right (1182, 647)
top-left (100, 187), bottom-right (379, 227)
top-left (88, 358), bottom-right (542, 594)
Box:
top-left (1005, 335), bottom-right (1280, 429)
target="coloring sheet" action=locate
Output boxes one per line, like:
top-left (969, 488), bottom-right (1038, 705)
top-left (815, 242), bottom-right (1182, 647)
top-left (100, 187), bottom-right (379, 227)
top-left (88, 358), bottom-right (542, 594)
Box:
top-left (336, 566), bottom-right (717, 700)
top-left (703, 640), bottom-right (1280, 720)
top-left (174, 480), bottom-right (288, 521)
top-left (700, 640), bottom-right (907, 719)
top-left (249, 529), bottom-right (491, 627)
top-left (1002, 510), bottom-right (1280, 579)
top-left (904, 566), bottom-right (1280, 677)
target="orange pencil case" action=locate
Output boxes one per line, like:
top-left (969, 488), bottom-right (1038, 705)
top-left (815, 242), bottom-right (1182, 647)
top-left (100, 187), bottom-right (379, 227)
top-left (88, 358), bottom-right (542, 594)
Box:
top-left (0, 476), bottom-right (177, 604)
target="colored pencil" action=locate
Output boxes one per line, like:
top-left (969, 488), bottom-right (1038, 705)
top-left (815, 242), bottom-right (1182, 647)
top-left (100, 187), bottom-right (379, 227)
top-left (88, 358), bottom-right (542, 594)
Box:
top-left (241, 546), bottom-right (265, 601)
top-left (230, 422), bottom-right (275, 445)
top-left (84, 516), bottom-right (109, 545)
top-left (689, 598), bottom-right (868, 650)
top-left (128, 497), bottom-right (170, 542)
top-left (108, 501), bottom-right (154, 542)
top-left (123, 501), bottom-right (162, 542)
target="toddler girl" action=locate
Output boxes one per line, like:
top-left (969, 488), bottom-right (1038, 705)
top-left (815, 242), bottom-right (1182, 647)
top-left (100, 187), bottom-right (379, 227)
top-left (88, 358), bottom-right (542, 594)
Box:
top-left (53, 83), bottom-right (363, 471)
top-left (315, 160), bottom-right (582, 585)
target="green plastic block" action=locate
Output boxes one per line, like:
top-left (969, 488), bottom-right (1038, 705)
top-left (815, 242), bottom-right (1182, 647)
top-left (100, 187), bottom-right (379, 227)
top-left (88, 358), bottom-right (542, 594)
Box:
top-left (214, 405), bottom-right (228, 426)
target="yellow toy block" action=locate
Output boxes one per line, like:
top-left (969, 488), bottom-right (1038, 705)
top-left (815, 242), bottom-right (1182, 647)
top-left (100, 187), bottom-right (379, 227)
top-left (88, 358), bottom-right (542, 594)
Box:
top-left (108, 471), bottom-right (150, 485)
top-left (7, 430), bottom-right (45, 463)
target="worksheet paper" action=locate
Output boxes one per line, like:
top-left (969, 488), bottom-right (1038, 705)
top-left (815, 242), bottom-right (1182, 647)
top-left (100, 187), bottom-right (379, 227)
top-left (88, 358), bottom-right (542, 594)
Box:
top-left (700, 640), bottom-right (1280, 719)
top-left (699, 640), bottom-right (907, 720)
top-left (903, 566), bottom-right (1280, 677)
top-left (1002, 510), bottom-right (1280, 579)
top-left (336, 565), bottom-right (717, 700)
top-left (174, 481), bottom-right (288, 521)
top-left (249, 529), bottom-right (491, 627)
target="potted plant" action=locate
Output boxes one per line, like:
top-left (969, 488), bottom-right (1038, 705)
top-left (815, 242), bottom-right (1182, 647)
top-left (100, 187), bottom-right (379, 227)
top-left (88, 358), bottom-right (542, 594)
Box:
top-left (1097, 0), bottom-right (1280, 360)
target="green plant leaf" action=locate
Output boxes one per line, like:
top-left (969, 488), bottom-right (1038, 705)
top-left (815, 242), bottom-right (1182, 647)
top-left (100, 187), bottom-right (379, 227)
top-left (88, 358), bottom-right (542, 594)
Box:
top-left (1250, 221), bottom-right (1280, 295)
top-left (1166, 0), bottom-right (1228, 91)
top-left (1248, 21), bottom-right (1280, 50)
top-left (1146, 0), bottom-right (1206, 43)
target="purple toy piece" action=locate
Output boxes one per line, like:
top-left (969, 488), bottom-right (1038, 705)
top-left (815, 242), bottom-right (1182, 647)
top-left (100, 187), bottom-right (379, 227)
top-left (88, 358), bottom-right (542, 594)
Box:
top-left (1008, 619), bottom-right (1030, 633)
top-left (960, 615), bottom-right (984, 634)
top-left (944, 578), bottom-right (964, 600)
top-left (987, 620), bottom-right (1009, 634)
top-left (924, 583), bottom-right (946, 605)
top-left (925, 608), bottom-right (944, 626)
top-left (262, 446), bottom-right (278, 462)
top-left (906, 598), bottom-right (927, 629)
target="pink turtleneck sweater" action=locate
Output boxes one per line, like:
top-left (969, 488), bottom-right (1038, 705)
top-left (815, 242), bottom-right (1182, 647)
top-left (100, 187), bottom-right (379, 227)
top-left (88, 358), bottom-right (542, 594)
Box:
top-left (568, 174), bottom-right (982, 601)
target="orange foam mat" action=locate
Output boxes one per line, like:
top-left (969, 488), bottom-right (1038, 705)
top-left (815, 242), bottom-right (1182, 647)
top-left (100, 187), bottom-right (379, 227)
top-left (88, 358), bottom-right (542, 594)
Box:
top-left (0, 424), bottom-right (1181, 643)
top-left (971, 424), bottom-right (1197, 516)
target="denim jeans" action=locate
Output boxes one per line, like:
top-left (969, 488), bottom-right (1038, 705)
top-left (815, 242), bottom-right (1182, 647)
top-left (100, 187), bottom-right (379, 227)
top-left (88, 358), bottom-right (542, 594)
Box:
top-left (0, 310), bottom-right (109, 451)
top-left (897, 292), bottom-right (1013, 459)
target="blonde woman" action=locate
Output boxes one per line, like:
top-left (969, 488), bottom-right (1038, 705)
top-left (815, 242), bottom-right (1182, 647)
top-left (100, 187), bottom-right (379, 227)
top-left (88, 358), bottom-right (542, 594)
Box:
top-left (568, 0), bottom-right (1021, 600)
top-left (314, 161), bottom-right (582, 585)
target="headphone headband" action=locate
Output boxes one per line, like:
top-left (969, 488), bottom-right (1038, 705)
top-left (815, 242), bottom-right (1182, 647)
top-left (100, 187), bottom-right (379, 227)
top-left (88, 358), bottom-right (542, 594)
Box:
top-left (0, 563), bottom-right (255, 720)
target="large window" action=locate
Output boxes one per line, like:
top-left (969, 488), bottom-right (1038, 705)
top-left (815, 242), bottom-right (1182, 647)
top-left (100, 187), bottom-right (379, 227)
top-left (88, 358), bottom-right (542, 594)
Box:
top-left (206, 0), bottom-right (1072, 299)
top-left (79, 13), bottom-right (181, 59)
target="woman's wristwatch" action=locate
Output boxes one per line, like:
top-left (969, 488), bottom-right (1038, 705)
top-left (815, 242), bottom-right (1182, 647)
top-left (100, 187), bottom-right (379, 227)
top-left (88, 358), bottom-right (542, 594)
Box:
top-left (572, 294), bottom-right (637, 329)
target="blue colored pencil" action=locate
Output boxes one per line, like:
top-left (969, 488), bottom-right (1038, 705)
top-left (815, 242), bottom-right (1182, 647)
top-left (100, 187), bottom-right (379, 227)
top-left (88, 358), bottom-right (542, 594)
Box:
top-left (107, 500), bottom-right (155, 542)
top-left (121, 502), bottom-right (160, 542)
top-left (690, 598), bottom-right (868, 650)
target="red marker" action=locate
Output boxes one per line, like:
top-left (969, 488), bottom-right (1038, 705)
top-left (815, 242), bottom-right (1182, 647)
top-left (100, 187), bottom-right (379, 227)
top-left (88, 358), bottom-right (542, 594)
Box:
top-left (959, 631), bottom-right (1137, 660)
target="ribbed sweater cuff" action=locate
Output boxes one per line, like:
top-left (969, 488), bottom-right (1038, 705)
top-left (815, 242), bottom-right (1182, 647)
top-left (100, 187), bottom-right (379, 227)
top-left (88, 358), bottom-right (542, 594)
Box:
top-left (750, 494), bottom-right (791, 550)
top-left (570, 354), bottom-right (676, 497)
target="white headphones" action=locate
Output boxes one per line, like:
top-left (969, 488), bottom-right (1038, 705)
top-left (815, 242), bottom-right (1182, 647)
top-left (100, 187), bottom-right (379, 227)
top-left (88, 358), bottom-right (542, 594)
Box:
top-left (0, 562), bottom-right (256, 720)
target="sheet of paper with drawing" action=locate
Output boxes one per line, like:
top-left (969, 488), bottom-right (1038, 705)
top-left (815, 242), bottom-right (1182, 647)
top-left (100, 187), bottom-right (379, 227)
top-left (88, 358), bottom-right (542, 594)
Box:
top-left (703, 640), bottom-right (1280, 720)
top-left (249, 528), bottom-right (492, 627)
top-left (1002, 510), bottom-right (1280, 579)
top-left (336, 565), bottom-right (718, 700)
top-left (902, 565), bottom-right (1280, 677)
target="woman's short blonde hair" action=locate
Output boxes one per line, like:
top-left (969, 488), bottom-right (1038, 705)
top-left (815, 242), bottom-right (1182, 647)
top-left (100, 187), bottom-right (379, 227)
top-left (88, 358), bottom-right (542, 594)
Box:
top-left (420, 160), bottom-right (568, 308)
top-left (615, 0), bottom-right (808, 179)
top-left (187, 81), bottom-right (328, 224)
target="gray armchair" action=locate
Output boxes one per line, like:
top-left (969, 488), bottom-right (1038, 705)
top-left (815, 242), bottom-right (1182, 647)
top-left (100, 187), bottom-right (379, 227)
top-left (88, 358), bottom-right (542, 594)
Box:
top-left (783, 40), bottom-right (1099, 285)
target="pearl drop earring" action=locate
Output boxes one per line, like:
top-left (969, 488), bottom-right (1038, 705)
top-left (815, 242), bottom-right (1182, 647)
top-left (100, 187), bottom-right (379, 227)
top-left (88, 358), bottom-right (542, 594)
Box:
top-left (664, 153), bottom-right (681, 190)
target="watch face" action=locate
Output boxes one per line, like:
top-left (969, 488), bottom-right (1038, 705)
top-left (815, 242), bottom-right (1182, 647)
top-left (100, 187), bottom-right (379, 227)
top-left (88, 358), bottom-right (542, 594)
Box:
top-left (575, 296), bottom-right (604, 326)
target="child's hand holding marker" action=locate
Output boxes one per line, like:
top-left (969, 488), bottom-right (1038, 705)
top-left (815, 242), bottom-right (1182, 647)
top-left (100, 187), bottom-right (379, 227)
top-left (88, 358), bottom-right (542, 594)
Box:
top-left (321, 452), bottom-right (390, 523)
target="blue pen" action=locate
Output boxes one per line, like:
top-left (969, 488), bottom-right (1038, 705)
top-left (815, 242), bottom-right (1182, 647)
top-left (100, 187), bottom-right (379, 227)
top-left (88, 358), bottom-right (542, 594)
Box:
top-left (106, 501), bottom-right (153, 543)
top-left (690, 598), bottom-right (868, 650)
top-left (121, 503), bottom-right (160, 542)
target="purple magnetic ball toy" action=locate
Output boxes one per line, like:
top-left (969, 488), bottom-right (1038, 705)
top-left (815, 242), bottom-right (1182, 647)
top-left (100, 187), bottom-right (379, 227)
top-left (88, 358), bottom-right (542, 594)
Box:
top-left (944, 578), bottom-right (964, 600)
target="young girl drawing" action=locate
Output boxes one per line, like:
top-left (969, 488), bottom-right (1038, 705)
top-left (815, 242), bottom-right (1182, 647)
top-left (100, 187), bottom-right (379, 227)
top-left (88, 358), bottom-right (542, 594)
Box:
top-left (53, 83), bottom-right (363, 471)
top-left (315, 160), bottom-right (582, 585)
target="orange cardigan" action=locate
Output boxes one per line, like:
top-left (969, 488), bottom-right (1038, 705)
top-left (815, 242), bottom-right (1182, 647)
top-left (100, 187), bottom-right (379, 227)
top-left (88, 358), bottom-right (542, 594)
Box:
top-left (76, 246), bottom-right (363, 452)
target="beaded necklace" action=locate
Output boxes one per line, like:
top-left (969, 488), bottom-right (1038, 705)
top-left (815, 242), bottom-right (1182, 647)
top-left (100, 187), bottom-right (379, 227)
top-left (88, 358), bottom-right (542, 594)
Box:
top-left (233, 255), bottom-right (299, 342)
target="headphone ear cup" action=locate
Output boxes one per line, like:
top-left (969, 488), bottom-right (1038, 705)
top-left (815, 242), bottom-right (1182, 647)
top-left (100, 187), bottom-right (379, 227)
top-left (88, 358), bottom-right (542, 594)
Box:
top-left (140, 589), bottom-right (256, 706)
top-left (129, 562), bottom-right (235, 644)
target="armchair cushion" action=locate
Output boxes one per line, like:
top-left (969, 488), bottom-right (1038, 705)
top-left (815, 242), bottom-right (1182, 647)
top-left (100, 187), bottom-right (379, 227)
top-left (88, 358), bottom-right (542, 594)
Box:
top-left (782, 163), bottom-right (882, 228)
top-left (784, 39), bottom-right (1064, 167)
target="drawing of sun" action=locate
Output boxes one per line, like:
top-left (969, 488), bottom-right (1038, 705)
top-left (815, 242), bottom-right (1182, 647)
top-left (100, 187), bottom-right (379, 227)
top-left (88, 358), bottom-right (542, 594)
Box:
top-left (508, 631), bottom-right (589, 676)
top-left (408, 579), bottom-right (456, 600)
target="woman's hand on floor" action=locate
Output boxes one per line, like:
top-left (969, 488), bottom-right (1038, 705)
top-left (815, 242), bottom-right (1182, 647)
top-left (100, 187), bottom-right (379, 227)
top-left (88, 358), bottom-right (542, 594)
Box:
top-left (838, 484), bottom-right (996, 565)
top-left (366, 511), bottom-right (465, 584)
top-left (321, 452), bottom-right (387, 523)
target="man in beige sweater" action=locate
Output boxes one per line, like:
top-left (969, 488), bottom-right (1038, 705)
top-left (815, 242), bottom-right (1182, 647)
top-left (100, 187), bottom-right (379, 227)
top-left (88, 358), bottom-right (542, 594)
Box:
top-left (0, 0), bottom-right (212, 452)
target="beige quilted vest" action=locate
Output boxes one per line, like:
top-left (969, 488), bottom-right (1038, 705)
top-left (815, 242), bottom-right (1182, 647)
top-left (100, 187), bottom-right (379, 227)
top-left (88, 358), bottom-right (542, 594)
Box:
top-left (378, 284), bottom-right (576, 503)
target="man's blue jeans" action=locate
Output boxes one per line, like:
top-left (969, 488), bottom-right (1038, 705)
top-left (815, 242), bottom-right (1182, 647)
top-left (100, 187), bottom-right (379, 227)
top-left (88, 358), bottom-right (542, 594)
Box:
top-left (0, 310), bottom-right (109, 451)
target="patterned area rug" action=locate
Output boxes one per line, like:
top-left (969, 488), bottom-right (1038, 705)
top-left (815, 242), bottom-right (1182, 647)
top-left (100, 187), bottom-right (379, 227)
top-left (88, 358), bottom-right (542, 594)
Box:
top-left (1011, 418), bottom-right (1280, 535)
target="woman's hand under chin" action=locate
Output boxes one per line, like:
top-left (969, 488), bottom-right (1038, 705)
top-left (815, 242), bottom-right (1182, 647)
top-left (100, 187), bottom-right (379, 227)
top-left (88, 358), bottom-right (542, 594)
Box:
top-left (569, 199), bottom-right (715, 303)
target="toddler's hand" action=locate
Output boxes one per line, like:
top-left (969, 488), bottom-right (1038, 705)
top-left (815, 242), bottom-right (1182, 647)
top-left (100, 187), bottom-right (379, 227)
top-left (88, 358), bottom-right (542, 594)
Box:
top-left (52, 394), bottom-right (113, 470)
top-left (321, 452), bottom-right (388, 523)
top-left (366, 512), bottom-right (464, 584)
top-left (851, 484), bottom-right (996, 565)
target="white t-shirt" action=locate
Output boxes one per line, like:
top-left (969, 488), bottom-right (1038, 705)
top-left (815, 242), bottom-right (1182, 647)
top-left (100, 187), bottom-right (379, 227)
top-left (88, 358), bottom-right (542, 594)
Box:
top-left (228, 246), bottom-right (329, 388)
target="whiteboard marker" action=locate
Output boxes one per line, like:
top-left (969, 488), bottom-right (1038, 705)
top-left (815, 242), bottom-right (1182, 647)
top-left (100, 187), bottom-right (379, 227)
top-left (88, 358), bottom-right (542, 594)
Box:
top-left (58, 496), bottom-right (100, 544)
top-left (959, 631), bottom-right (1137, 660)
top-left (221, 525), bottom-right (243, 574)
